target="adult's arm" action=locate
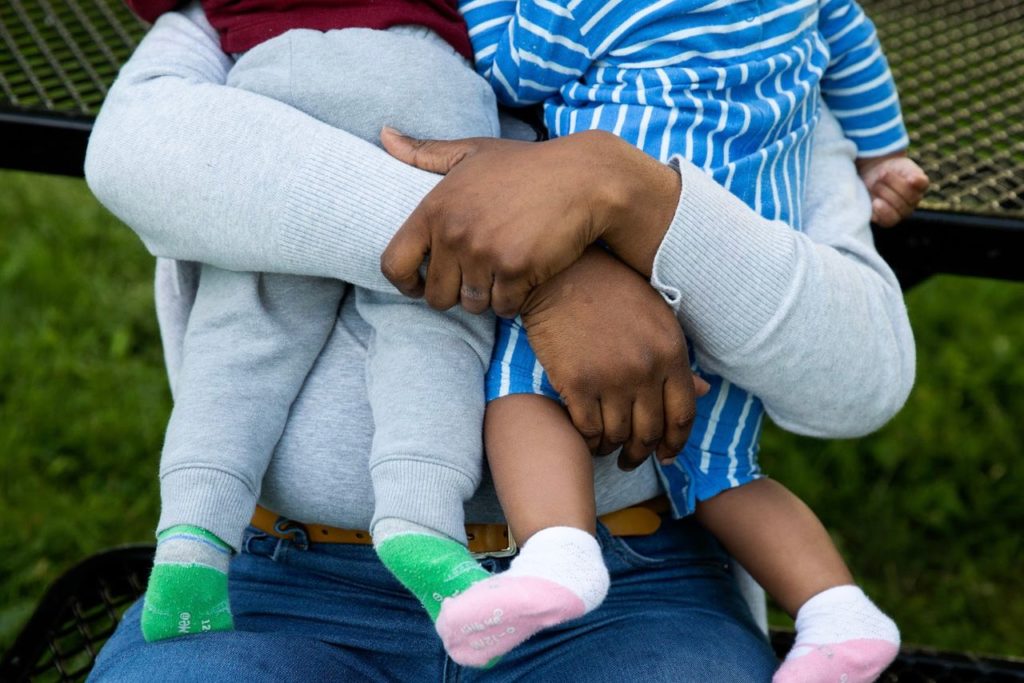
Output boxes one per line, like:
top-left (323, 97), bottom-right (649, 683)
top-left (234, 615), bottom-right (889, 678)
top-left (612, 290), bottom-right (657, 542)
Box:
top-left (87, 5), bottom-right (913, 439)
top-left (643, 108), bottom-right (915, 438)
top-left (85, 3), bottom-right (440, 293)
top-left (382, 110), bottom-right (914, 439)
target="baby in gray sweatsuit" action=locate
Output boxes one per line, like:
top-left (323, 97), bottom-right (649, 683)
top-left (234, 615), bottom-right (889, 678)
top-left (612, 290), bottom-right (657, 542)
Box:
top-left (140, 25), bottom-right (502, 643)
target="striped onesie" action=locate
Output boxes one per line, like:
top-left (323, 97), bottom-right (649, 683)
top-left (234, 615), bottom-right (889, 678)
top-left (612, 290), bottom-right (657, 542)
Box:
top-left (466, 0), bottom-right (909, 515)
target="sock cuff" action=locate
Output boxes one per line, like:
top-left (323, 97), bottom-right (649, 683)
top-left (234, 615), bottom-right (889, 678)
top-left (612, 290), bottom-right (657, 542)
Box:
top-left (157, 524), bottom-right (232, 550)
top-left (798, 585), bottom-right (867, 617)
top-left (794, 584), bottom-right (899, 646)
top-left (525, 527), bottom-right (600, 550)
top-left (158, 466), bottom-right (258, 552)
top-left (153, 529), bottom-right (233, 573)
top-left (512, 526), bottom-right (608, 612)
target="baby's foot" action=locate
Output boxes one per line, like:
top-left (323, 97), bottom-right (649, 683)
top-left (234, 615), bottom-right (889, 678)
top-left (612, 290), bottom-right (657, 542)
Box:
top-left (435, 527), bottom-right (608, 668)
top-left (773, 639), bottom-right (898, 683)
top-left (773, 585), bottom-right (900, 683)
top-left (141, 525), bottom-right (234, 642)
top-left (858, 154), bottom-right (929, 227)
top-left (374, 531), bottom-right (490, 622)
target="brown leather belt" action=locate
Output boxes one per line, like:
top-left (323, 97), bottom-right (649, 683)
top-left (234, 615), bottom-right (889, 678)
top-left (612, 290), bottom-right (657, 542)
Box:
top-left (251, 496), bottom-right (669, 557)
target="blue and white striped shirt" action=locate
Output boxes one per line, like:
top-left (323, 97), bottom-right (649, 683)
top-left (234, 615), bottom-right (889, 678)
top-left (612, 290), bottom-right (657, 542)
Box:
top-left (461, 0), bottom-right (909, 229)
top-left (465, 0), bottom-right (909, 515)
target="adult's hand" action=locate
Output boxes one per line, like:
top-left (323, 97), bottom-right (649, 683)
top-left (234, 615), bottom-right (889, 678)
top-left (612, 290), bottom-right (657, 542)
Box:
top-left (520, 247), bottom-right (709, 470)
top-left (379, 127), bottom-right (680, 317)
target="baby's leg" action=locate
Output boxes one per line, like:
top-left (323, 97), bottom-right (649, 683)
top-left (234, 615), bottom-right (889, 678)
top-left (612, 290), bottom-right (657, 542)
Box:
top-left (489, 395), bottom-right (597, 541)
top-left (435, 394), bottom-right (609, 667)
top-left (696, 479), bottom-right (899, 683)
top-left (356, 289), bottom-right (494, 623)
top-left (145, 266), bottom-right (344, 642)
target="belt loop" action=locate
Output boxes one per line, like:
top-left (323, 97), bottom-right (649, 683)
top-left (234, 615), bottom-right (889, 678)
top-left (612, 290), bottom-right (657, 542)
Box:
top-left (273, 517), bottom-right (310, 551)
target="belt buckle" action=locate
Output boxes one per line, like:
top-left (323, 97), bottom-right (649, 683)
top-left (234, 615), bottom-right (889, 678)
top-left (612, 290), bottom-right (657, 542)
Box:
top-left (470, 525), bottom-right (518, 560)
top-left (272, 516), bottom-right (309, 549)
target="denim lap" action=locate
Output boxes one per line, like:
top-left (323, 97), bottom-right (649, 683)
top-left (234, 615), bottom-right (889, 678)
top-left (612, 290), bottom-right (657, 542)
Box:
top-left (90, 520), bottom-right (775, 682)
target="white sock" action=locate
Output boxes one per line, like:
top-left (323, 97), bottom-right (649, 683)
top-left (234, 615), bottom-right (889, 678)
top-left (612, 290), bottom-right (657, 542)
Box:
top-left (788, 585), bottom-right (900, 660)
top-left (505, 526), bottom-right (609, 611)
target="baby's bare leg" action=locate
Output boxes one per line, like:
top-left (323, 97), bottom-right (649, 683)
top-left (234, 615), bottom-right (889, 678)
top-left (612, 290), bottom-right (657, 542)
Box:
top-left (486, 394), bottom-right (595, 542)
top-left (695, 477), bottom-right (851, 616)
top-left (435, 394), bottom-right (609, 667)
top-left (697, 478), bottom-right (899, 683)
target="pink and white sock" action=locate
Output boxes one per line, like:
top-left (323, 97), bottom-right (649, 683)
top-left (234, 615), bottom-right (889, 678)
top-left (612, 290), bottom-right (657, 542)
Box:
top-left (435, 526), bottom-right (609, 667)
top-left (773, 585), bottom-right (900, 683)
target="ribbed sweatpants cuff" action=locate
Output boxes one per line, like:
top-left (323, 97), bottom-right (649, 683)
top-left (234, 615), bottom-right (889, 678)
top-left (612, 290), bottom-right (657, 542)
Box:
top-left (158, 467), bottom-right (257, 552)
top-left (370, 459), bottom-right (476, 544)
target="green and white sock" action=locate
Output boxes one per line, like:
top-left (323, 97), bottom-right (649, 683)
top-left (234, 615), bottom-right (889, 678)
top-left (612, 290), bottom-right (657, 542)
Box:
top-left (141, 524), bottom-right (235, 642)
top-left (373, 522), bottom-right (489, 622)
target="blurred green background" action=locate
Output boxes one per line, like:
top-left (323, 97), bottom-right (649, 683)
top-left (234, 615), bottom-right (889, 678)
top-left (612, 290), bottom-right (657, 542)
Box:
top-left (1, 170), bottom-right (1022, 657)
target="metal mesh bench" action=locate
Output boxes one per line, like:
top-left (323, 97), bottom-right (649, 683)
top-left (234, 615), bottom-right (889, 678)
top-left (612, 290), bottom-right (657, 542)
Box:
top-left (2, 0), bottom-right (1023, 680)
top-left (0, 547), bottom-right (154, 682)
top-left (862, 0), bottom-right (1024, 286)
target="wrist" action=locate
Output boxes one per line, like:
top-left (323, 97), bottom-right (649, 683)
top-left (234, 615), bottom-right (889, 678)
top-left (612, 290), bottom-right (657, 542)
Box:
top-left (594, 138), bottom-right (681, 277)
top-left (856, 149), bottom-right (907, 174)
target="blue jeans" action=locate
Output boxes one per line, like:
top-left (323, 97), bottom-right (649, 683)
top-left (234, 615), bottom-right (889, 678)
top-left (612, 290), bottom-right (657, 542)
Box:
top-left (91, 517), bottom-right (776, 682)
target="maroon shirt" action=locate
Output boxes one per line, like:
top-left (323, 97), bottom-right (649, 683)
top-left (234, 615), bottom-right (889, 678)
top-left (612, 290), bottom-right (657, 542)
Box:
top-left (126, 0), bottom-right (473, 59)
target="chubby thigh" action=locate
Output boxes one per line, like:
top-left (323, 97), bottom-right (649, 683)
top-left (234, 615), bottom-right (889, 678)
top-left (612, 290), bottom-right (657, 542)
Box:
top-left (226, 25), bottom-right (500, 145)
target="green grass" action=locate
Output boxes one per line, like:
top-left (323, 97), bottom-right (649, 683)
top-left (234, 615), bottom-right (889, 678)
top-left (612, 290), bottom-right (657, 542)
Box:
top-left (0, 171), bottom-right (169, 647)
top-left (1, 170), bottom-right (1022, 658)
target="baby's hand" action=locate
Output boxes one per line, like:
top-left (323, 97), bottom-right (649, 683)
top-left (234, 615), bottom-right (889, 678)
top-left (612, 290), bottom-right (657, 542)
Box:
top-left (856, 152), bottom-right (929, 227)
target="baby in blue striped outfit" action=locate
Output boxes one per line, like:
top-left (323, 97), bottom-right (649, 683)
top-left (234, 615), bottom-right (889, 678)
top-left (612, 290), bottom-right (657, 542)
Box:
top-left (433, 0), bottom-right (928, 679)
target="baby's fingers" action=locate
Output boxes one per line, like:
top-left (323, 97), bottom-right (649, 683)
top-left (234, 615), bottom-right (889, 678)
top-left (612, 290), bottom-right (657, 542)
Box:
top-left (870, 180), bottom-right (915, 227)
top-left (894, 166), bottom-right (930, 206)
top-left (900, 165), bottom-right (930, 193)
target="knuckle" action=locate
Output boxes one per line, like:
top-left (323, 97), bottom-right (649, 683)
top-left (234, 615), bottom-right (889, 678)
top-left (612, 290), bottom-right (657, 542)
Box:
top-left (606, 429), bottom-right (630, 445)
top-left (380, 259), bottom-right (399, 282)
top-left (497, 255), bottom-right (530, 281)
top-left (641, 430), bottom-right (664, 447)
top-left (672, 407), bottom-right (697, 431)
top-left (424, 291), bottom-right (448, 311)
top-left (494, 304), bottom-right (517, 319)
top-left (379, 251), bottom-right (401, 278)
top-left (634, 351), bottom-right (658, 377)
top-left (438, 222), bottom-right (468, 248)
top-left (664, 432), bottom-right (687, 450)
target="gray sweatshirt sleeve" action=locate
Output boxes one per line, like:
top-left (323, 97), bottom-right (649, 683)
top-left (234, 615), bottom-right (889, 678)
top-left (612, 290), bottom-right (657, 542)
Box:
top-left (84, 5), bottom-right (913, 440)
top-left (651, 109), bottom-right (915, 439)
top-left (85, 4), bottom-right (438, 293)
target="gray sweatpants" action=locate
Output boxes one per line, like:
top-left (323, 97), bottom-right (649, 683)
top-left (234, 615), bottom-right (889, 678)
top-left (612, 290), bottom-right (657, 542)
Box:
top-left (157, 26), bottom-right (501, 550)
